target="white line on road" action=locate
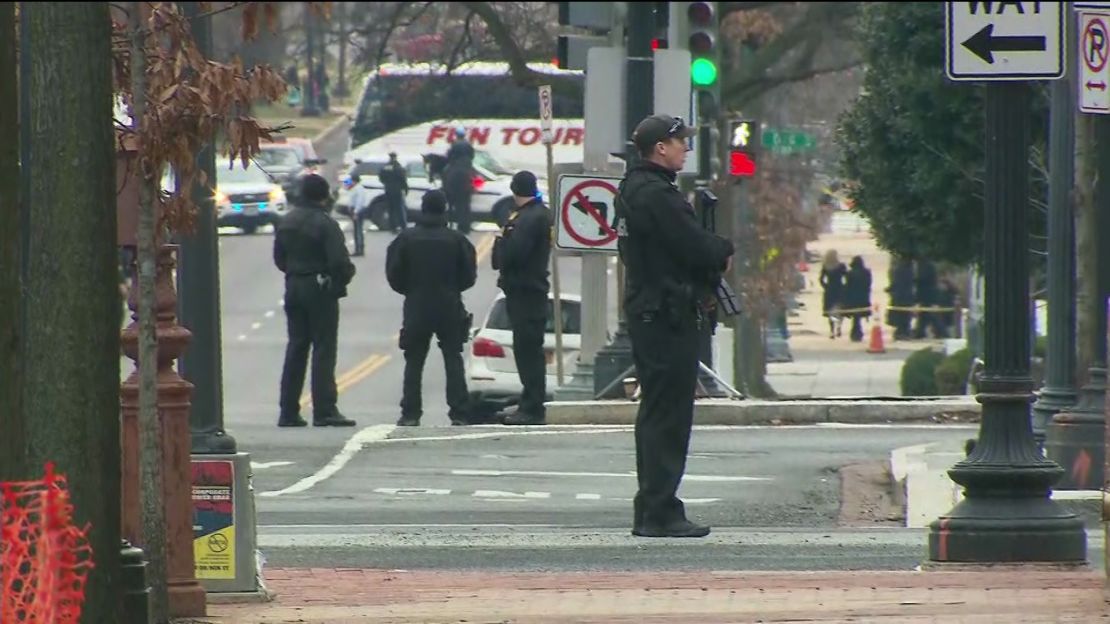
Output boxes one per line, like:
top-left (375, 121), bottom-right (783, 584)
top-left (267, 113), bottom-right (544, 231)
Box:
top-left (259, 523), bottom-right (567, 530)
top-left (259, 427), bottom-right (628, 497)
top-left (251, 461), bottom-right (294, 470)
top-left (259, 424), bottom-right (395, 497)
top-left (452, 469), bottom-right (770, 482)
top-left (576, 493), bottom-right (602, 500)
top-left (375, 487), bottom-right (451, 496)
top-left (264, 310), bottom-right (275, 318)
top-left (473, 490), bottom-right (551, 499)
top-left (237, 334), bottom-right (247, 341)
top-left (251, 321), bottom-right (262, 330)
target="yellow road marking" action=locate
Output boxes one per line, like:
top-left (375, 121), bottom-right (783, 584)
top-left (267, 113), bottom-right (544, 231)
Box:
top-left (299, 353), bottom-right (387, 410)
top-left (298, 232), bottom-right (495, 410)
top-left (336, 353), bottom-right (391, 395)
top-left (475, 233), bottom-right (495, 262)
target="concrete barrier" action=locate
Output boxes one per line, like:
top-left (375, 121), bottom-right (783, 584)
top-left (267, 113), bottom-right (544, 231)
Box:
top-left (545, 396), bottom-right (981, 426)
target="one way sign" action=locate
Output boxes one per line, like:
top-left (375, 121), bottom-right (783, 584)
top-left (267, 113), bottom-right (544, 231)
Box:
top-left (946, 2), bottom-right (1064, 81)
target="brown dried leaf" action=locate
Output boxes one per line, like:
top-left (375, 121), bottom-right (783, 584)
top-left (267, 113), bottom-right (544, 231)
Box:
top-left (263, 3), bottom-right (280, 34)
top-left (160, 84), bottom-right (178, 104)
top-left (242, 3), bottom-right (259, 41)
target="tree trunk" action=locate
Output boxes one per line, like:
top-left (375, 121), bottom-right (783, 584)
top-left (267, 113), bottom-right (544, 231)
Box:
top-left (21, 3), bottom-right (121, 622)
top-left (0, 2), bottom-right (22, 479)
top-left (129, 3), bottom-right (169, 622)
top-left (334, 1), bottom-right (349, 98)
top-left (1075, 111), bottom-right (1096, 385)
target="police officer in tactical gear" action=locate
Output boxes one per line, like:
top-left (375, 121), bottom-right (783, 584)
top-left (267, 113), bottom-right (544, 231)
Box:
top-left (386, 190), bottom-right (478, 426)
top-left (274, 173), bottom-right (358, 428)
top-left (616, 115), bottom-right (735, 537)
top-left (378, 151), bottom-right (409, 233)
top-left (492, 171), bottom-right (552, 426)
top-left (443, 128), bottom-right (476, 234)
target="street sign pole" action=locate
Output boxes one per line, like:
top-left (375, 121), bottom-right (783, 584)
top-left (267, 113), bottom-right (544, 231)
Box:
top-left (539, 84), bottom-right (565, 387)
top-left (1034, 6), bottom-right (1080, 449)
top-left (930, 2), bottom-right (1085, 565)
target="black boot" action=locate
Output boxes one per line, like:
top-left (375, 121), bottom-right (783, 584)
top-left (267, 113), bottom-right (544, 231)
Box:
top-left (314, 410), bottom-right (357, 427)
top-left (277, 413), bottom-right (308, 428)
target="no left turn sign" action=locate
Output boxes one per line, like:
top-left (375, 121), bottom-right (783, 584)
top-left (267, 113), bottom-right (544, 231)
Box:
top-left (555, 175), bottom-right (621, 253)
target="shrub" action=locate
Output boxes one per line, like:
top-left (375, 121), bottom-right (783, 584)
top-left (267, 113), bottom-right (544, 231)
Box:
top-left (934, 348), bottom-right (974, 395)
top-left (901, 347), bottom-right (946, 396)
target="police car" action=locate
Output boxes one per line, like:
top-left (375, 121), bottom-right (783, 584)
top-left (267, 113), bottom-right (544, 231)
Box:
top-left (466, 292), bottom-right (582, 420)
top-left (214, 159), bottom-right (287, 234)
top-left (334, 151), bottom-right (518, 229)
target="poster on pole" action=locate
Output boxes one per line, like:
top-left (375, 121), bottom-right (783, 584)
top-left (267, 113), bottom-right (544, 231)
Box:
top-left (192, 460), bottom-right (236, 580)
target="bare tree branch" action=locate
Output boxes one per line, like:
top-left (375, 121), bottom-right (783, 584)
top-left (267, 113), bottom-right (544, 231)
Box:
top-left (461, 1), bottom-right (582, 97)
top-left (723, 2), bottom-right (859, 106)
top-left (446, 11), bottom-right (477, 71)
top-left (373, 2), bottom-right (407, 69)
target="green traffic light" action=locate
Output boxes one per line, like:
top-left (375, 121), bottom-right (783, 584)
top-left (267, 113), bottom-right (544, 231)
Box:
top-left (691, 58), bottom-right (718, 86)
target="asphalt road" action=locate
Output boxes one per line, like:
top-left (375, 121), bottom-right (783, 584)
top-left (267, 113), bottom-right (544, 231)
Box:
top-left (199, 126), bottom-right (1082, 574)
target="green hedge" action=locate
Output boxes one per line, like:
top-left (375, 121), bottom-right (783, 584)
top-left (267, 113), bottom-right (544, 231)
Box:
top-left (901, 347), bottom-right (946, 396)
top-left (935, 348), bottom-right (974, 395)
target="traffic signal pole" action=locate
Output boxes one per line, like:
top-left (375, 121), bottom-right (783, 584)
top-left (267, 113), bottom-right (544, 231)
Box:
top-left (592, 1), bottom-right (655, 397)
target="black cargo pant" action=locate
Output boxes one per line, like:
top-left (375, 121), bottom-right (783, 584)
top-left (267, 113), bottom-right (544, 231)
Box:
top-left (400, 301), bottom-right (470, 421)
top-left (279, 276), bottom-right (340, 418)
top-left (385, 190), bottom-right (407, 232)
top-left (628, 306), bottom-right (700, 528)
top-left (449, 192), bottom-right (473, 234)
top-left (505, 290), bottom-right (548, 417)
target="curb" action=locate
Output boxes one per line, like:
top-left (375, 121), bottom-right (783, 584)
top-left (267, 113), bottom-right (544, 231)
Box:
top-left (890, 440), bottom-right (1105, 529)
top-left (545, 397), bottom-right (981, 426)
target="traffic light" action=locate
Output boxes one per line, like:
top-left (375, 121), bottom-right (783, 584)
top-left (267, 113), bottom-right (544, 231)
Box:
top-left (728, 119), bottom-right (759, 178)
top-left (687, 2), bottom-right (718, 92)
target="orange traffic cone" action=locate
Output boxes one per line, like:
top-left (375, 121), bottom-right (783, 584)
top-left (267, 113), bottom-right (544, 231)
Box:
top-left (867, 306), bottom-right (886, 354)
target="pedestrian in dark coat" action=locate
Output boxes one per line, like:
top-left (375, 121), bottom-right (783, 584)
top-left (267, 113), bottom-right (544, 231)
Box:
top-left (819, 249), bottom-right (848, 339)
top-left (386, 190), bottom-right (477, 426)
top-left (274, 173), bottom-right (357, 428)
top-left (914, 259), bottom-right (940, 339)
top-left (616, 114), bottom-right (734, 539)
top-left (844, 255), bottom-right (873, 342)
top-left (887, 256), bottom-right (915, 340)
top-left (443, 128), bottom-right (476, 233)
top-left (491, 171), bottom-right (552, 426)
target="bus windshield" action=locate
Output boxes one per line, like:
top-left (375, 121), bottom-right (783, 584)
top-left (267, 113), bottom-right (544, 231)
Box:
top-left (351, 62), bottom-right (584, 148)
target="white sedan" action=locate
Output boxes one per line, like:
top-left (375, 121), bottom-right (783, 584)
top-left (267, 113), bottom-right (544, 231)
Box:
top-left (466, 292), bottom-right (582, 420)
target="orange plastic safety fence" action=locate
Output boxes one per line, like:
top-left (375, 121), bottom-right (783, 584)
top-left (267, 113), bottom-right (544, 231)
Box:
top-left (1, 462), bottom-right (94, 624)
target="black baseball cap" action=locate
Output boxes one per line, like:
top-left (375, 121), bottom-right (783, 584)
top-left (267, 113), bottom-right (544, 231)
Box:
top-left (510, 171), bottom-right (538, 198)
top-left (632, 114), bottom-right (696, 152)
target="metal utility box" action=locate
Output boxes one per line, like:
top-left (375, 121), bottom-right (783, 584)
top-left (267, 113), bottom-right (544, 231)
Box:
top-left (191, 453), bottom-right (261, 594)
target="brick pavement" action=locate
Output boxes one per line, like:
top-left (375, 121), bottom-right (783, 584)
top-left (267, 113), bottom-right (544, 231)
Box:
top-left (204, 567), bottom-right (1110, 623)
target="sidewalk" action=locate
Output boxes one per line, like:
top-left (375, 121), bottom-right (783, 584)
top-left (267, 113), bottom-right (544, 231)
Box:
top-left (206, 567), bottom-right (1108, 622)
top-left (766, 219), bottom-right (950, 399)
